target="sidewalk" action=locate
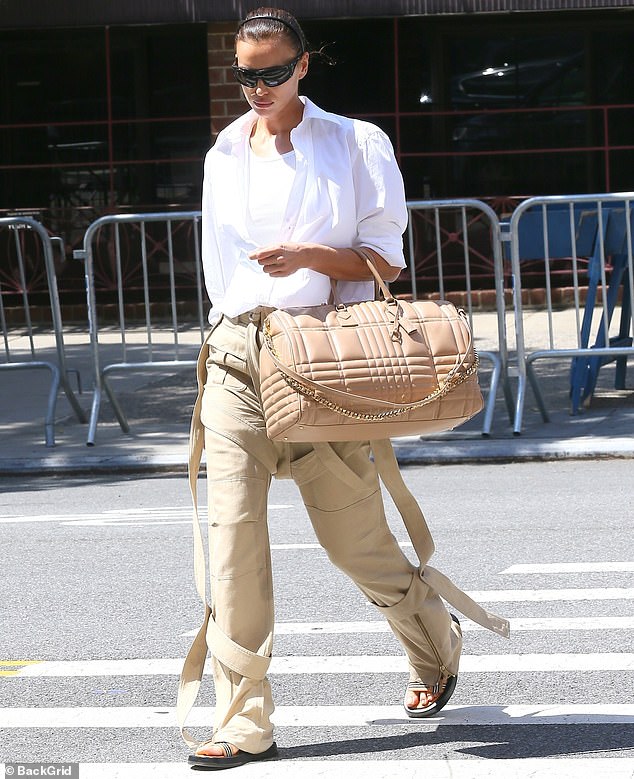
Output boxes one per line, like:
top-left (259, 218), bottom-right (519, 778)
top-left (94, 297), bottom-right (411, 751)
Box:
top-left (1, 309), bottom-right (633, 475)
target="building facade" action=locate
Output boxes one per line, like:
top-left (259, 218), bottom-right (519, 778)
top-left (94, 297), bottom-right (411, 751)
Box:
top-left (1, 1), bottom-right (633, 297)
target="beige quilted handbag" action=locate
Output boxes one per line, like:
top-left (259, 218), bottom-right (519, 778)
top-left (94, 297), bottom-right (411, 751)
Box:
top-left (259, 250), bottom-right (483, 442)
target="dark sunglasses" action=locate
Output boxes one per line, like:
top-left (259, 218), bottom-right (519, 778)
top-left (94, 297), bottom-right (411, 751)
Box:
top-left (232, 53), bottom-right (303, 88)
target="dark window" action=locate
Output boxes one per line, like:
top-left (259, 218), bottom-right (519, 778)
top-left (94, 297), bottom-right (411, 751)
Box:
top-left (109, 25), bottom-right (210, 206)
top-left (301, 19), bottom-right (396, 119)
top-left (0, 24), bottom-right (209, 211)
top-left (445, 32), bottom-right (587, 197)
top-left (593, 30), bottom-right (634, 105)
top-left (0, 29), bottom-right (106, 208)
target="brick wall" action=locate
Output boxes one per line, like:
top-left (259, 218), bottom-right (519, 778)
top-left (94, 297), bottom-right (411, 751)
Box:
top-left (207, 22), bottom-right (245, 139)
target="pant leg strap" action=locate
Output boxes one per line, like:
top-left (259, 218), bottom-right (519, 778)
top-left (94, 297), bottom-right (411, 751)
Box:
top-left (370, 439), bottom-right (510, 639)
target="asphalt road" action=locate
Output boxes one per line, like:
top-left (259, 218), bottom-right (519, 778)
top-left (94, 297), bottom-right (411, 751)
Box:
top-left (1, 460), bottom-right (633, 778)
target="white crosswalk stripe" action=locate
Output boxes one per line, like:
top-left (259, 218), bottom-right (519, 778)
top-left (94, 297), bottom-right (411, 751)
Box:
top-left (0, 506), bottom-right (288, 527)
top-left (503, 562), bottom-right (634, 573)
top-left (180, 615), bottom-right (634, 636)
top-left (466, 587), bottom-right (634, 601)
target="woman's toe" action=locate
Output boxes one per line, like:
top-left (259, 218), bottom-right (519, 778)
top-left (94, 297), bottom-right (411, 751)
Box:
top-left (405, 690), bottom-right (420, 708)
top-left (195, 743), bottom-right (238, 757)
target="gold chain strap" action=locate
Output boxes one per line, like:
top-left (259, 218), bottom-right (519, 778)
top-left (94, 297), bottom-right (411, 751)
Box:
top-left (264, 321), bottom-right (479, 422)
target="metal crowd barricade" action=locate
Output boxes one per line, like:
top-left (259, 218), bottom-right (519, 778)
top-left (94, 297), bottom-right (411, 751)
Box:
top-left (507, 192), bottom-right (634, 434)
top-left (406, 199), bottom-right (513, 436)
top-left (74, 211), bottom-right (205, 445)
top-left (0, 216), bottom-right (86, 446)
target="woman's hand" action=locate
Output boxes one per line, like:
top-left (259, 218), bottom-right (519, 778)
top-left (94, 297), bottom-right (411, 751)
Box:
top-left (249, 243), bottom-right (401, 282)
top-left (248, 243), bottom-right (306, 277)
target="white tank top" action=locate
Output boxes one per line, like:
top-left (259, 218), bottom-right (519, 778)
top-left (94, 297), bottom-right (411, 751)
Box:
top-left (246, 148), bottom-right (296, 247)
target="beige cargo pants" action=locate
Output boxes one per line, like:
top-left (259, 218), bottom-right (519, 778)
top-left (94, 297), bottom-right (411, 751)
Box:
top-left (177, 309), bottom-right (509, 754)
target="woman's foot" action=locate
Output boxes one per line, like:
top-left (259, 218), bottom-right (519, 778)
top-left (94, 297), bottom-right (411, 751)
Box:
top-left (403, 673), bottom-right (457, 718)
top-left (404, 613), bottom-right (461, 718)
top-left (195, 742), bottom-right (238, 759)
top-left (405, 684), bottom-right (442, 710)
top-left (188, 741), bottom-right (279, 770)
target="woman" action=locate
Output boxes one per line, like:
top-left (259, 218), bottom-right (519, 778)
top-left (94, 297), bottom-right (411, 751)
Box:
top-left (179, 7), bottom-right (508, 770)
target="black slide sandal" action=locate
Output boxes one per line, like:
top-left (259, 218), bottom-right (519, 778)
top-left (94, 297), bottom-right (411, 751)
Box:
top-left (188, 741), bottom-right (279, 770)
top-left (404, 674), bottom-right (457, 718)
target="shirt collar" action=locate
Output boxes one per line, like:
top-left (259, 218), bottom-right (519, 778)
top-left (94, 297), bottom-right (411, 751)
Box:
top-left (214, 96), bottom-right (343, 154)
top-left (298, 96), bottom-right (344, 127)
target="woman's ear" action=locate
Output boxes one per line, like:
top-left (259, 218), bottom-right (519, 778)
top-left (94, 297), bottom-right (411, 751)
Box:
top-left (297, 52), bottom-right (310, 80)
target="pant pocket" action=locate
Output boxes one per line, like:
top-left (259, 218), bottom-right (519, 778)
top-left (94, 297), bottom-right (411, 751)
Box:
top-left (206, 356), bottom-right (251, 392)
top-left (296, 441), bottom-right (376, 510)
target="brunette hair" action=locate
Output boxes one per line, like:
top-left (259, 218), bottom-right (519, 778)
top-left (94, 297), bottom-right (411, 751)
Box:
top-left (236, 8), bottom-right (335, 65)
top-left (236, 8), bottom-right (308, 56)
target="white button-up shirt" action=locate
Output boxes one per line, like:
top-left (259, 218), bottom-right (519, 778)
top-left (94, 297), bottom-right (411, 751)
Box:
top-left (201, 96), bottom-right (408, 320)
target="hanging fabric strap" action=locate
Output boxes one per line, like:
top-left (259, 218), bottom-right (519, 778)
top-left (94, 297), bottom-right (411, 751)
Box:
top-left (176, 327), bottom-right (273, 749)
top-left (313, 439), bottom-right (509, 637)
top-left (369, 438), bottom-right (510, 638)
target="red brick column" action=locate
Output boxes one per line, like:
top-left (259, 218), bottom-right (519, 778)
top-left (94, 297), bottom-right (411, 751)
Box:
top-left (207, 22), bottom-right (245, 140)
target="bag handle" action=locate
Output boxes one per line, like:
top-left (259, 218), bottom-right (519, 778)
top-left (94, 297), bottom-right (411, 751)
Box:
top-left (350, 248), bottom-right (408, 338)
top-left (328, 247), bottom-right (392, 307)
top-left (350, 247), bottom-right (395, 302)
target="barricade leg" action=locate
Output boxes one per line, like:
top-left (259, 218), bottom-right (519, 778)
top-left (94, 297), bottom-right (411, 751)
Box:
top-left (102, 368), bottom-right (132, 434)
top-left (86, 360), bottom-right (198, 444)
top-left (502, 375), bottom-right (516, 423)
top-left (512, 371), bottom-right (526, 436)
top-left (85, 369), bottom-right (138, 443)
top-left (61, 373), bottom-right (87, 424)
top-left (615, 279), bottom-right (632, 389)
top-left (478, 351), bottom-right (501, 437)
top-left (86, 387), bottom-right (102, 447)
top-left (512, 362), bottom-right (549, 435)
top-left (526, 358), bottom-right (551, 423)
top-left (44, 363), bottom-right (62, 447)
top-left (1, 362), bottom-right (61, 447)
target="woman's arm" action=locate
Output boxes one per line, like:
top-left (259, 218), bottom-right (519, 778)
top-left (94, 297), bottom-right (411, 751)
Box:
top-left (248, 243), bottom-right (401, 282)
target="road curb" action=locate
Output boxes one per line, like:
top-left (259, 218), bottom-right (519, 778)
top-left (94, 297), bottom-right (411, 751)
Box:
top-left (392, 437), bottom-right (634, 465)
top-left (0, 454), bottom-right (190, 477)
top-left (2, 437), bottom-right (634, 476)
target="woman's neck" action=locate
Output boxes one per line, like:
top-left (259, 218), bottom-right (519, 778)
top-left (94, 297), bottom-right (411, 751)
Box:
top-left (250, 125), bottom-right (292, 156)
top-left (249, 98), bottom-right (304, 156)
